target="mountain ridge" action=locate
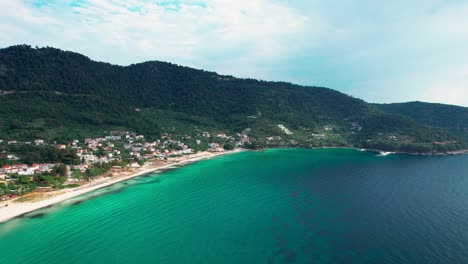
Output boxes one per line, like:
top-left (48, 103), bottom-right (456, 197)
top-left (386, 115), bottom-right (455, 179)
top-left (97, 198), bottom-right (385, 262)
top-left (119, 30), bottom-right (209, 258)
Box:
top-left (0, 44), bottom-right (466, 153)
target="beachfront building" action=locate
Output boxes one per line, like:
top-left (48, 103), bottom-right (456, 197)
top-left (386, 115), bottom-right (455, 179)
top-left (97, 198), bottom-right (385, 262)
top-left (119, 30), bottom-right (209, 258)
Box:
top-left (34, 139), bottom-right (45, 145)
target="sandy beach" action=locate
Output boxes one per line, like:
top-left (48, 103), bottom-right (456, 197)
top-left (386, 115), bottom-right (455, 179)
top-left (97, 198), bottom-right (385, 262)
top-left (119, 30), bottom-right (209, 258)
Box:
top-left (0, 149), bottom-right (243, 223)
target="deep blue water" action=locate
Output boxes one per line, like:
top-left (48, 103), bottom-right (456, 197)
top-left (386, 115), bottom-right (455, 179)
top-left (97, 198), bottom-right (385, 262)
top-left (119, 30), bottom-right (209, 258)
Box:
top-left (0, 149), bottom-right (467, 263)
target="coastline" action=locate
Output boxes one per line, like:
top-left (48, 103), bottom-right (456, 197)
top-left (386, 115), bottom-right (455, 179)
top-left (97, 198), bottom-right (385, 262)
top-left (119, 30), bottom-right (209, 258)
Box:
top-left (356, 147), bottom-right (468, 156)
top-left (275, 145), bottom-right (468, 156)
top-left (1, 146), bottom-right (465, 224)
top-left (0, 149), bottom-right (244, 224)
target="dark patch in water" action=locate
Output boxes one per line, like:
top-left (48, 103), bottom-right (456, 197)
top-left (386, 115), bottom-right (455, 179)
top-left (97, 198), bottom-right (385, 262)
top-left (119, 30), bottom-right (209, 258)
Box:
top-left (282, 251), bottom-right (297, 263)
top-left (316, 230), bottom-right (332, 237)
top-left (157, 167), bottom-right (179, 173)
top-left (29, 213), bottom-right (45, 219)
top-left (273, 241), bottom-right (297, 263)
top-left (301, 243), bottom-right (315, 253)
top-left (139, 178), bottom-right (161, 186)
top-left (276, 238), bottom-right (287, 248)
top-left (274, 248), bottom-right (288, 256)
top-left (304, 212), bottom-right (314, 219)
top-left (104, 189), bottom-right (124, 195)
top-left (98, 187), bottom-right (126, 196)
top-left (335, 254), bottom-right (355, 263)
top-left (69, 186), bottom-right (126, 205)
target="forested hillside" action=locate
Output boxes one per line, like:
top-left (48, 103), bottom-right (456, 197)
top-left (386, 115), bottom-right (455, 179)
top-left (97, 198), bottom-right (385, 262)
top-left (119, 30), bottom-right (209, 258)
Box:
top-left (376, 102), bottom-right (468, 142)
top-left (0, 45), bottom-right (466, 153)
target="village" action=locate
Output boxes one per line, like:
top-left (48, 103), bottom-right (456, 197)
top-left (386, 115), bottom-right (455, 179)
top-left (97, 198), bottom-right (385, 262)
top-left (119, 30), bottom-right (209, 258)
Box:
top-left (0, 130), bottom-right (253, 201)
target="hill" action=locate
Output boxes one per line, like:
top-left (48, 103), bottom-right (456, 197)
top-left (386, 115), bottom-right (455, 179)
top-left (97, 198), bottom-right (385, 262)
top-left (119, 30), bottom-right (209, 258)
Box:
top-left (375, 102), bottom-right (468, 142)
top-left (0, 45), bottom-right (466, 153)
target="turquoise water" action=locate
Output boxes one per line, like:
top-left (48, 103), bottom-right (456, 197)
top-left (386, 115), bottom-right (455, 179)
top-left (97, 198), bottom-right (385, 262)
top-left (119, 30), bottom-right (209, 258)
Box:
top-left (1, 149), bottom-right (468, 263)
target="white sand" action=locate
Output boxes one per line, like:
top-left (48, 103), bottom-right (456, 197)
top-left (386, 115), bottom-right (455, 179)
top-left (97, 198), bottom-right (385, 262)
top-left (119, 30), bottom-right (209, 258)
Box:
top-left (0, 150), bottom-right (243, 223)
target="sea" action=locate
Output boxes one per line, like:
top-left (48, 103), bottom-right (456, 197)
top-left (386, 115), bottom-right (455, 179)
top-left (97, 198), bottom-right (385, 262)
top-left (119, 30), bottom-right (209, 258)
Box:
top-left (0, 148), bottom-right (467, 264)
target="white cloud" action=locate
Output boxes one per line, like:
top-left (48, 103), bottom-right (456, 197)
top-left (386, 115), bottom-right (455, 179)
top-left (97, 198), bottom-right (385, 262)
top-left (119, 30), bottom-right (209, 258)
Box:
top-left (0, 0), bottom-right (319, 71)
top-left (422, 67), bottom-right (468, 107)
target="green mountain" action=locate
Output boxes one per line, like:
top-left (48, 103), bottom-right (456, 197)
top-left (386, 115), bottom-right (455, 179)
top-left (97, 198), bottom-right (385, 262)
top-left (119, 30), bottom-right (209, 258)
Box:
top-left (375, 102), bottom-right (468, 142)
top-left (0, 45), bottom-right (466, 153)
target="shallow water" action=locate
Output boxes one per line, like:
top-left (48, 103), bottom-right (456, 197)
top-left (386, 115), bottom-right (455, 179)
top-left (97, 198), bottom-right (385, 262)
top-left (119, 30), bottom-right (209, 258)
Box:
top-left (1, 149), bottom-right (467, 263)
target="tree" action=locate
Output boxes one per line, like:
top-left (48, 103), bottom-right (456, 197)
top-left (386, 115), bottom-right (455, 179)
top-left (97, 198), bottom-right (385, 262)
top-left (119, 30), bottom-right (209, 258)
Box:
top-left (72, 169), bottom-right (82, 179)
top-left (19, 175), bottom-right (30, 184)
top-left (52, 163), bottom-right (67, 177)
top-left (243, 142), bottom-right (258, 150)
top-left (28, 183), bottom-right (37, 191)
top-left (84, 169), bottom-right (92, 181)
top-left (120, 161), bottom-right (128, 169)
top-left (94, 148), bottom-right (107, 157)
top-left (223, 143), bottom-right (235, 150)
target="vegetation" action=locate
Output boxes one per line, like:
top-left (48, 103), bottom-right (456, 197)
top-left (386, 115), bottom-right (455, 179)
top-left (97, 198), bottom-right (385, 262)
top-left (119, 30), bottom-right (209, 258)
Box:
top-left (375, 102), bottom-right (468, 142)
top-left (0, 163), bottom-right (67, 196)
top-left (0, 144), bottom-right (79, 166)
top-left (0, 45), bottom-right (466, 153)
top-left (73, 160), bottom-right (126, 181)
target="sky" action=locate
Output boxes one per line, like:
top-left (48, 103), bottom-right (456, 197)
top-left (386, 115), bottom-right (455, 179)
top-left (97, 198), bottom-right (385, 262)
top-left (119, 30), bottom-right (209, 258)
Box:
top-left (1, 0), bottom-right (468, 106)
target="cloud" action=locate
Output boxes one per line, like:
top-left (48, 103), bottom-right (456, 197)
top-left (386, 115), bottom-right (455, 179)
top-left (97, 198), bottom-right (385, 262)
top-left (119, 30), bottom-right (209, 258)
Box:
top-left (1, 0), bottom-right (316, 68)
top-left (422, 67), bottom-right (468, 107)
top-left (1, 0), bottom-right (468, 106)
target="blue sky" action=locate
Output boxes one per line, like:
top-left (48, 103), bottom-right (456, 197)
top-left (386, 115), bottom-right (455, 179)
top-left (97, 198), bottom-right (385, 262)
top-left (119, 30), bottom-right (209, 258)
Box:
top-left (1, 0), bottom-right (468, 106)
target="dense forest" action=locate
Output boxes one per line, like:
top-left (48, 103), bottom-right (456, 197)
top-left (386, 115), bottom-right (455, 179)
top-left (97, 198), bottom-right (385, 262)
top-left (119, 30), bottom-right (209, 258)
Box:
top-left (375, 102), bottom-right (468, 142)
top-left (0, 45), bottom-right (467, 153)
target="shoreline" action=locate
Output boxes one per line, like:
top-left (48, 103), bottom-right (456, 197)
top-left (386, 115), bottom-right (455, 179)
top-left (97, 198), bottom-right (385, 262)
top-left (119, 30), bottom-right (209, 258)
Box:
top-left (267, 145), bottom-right (468, 156)
top-left (355, 147), bottom-right (468, 156)
top-left (0, 149), bottom-right (244, 224)
top-left (1, 146), bottom-right (465, 224)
